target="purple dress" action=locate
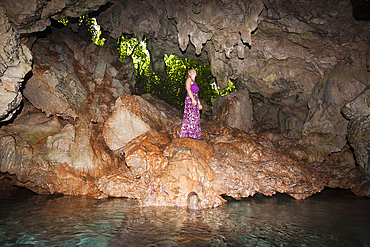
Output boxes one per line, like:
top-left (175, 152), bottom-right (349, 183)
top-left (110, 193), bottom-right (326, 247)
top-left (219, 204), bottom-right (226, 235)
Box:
top-left (179, 80), bottom-right (201, 139)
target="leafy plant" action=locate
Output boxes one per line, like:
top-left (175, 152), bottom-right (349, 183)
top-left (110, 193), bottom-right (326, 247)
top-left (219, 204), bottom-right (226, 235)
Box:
top-left (58, 19), bottom-right (69, 26)
top-left (79, 15), bottom-right (105, 46)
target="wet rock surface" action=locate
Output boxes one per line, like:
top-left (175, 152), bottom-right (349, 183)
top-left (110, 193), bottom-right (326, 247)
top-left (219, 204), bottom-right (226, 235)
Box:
top-left (96, 122), bottom-right (362, 208)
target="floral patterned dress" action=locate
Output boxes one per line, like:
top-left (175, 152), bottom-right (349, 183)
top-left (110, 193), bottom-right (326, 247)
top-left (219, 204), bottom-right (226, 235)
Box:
top-left (179, 80), bottom-right (201, 139)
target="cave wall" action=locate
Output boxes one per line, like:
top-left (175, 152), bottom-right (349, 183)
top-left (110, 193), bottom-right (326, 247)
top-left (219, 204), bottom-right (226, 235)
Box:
top-left (95, 0), bottom-right (370, 161)
top-left (1, 0), bottom-right (369, 162)
top-left (0, 0), bottom-right (370, 200)
top-left (0, 0), bottom-right (108, 121)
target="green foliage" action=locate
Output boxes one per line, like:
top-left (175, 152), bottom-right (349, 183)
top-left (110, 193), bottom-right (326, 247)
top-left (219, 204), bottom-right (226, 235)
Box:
top-left (117, 37), bottom-right (150, 76)
top-left (79, 15), bottom-right (105, 46)
top-left (219, 81), bottom-right (237, 96)
top-left (58, 19), bottom-right (69, 26)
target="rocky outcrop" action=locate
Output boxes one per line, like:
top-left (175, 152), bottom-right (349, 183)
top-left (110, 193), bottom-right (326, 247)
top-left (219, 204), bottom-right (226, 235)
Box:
top-left (212, 88), bottom-right (253, 132)
top-left (342, 85), bottom-right (370, 177)
top-left (0, 26), bottom-right (132, 195)
top-left (0, 6), bottom-right (33, 121)
top-left (0, 0), bottom-right (109, 122)
top-left (97, 121), bottom-right (362, 208)
top-left (103, 95), bottom-right (182, 151)
top-left (0, 0), bottom-right (370, 207)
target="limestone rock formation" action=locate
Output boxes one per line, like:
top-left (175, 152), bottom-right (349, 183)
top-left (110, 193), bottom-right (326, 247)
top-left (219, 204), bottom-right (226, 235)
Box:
top-left (97, 0), bottom-right (264, 87)
top-left (103, 95), bottom-right (182, 151)
top-left (0, 6), bottom-right (33, 121)
top-left (23, 37), bottom-right (86, 120)
top-left (301, 62), bottom-right (367, 161)
top-left (342, 85), bottom-right (370, 177)
top-left (0, 0), bottom-right (370, 207)
top-left (0, 0), bottom-right (369, 162)
top-left (97, 122), bottom-right (362, 208)
top-left (212, 88), bottom-right (253, 132)
top-left (0, 26), bottom-right (131, 195)
top-left (0, 0), bottom-right (108, 122)
top-left (0, 0), bottom-right (108, 34)
top-left (123, 131), bottom-right (171, 179)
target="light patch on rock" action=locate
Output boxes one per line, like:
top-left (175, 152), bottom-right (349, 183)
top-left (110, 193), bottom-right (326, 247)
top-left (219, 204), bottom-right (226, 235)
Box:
top-left (103, 106), bottom-right (151, 151)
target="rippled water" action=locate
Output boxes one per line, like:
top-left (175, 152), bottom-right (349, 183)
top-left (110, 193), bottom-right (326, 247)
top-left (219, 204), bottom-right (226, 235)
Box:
top-left (0, 188), bottom-right (369, 247)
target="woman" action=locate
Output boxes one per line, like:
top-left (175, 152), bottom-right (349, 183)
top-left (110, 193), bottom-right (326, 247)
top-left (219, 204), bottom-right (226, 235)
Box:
top-left (179, 69), bottom-right (203, 139)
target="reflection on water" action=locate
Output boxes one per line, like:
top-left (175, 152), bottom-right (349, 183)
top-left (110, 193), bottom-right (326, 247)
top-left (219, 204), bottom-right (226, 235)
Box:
top-left (0, 188), bottom-right (369, 246)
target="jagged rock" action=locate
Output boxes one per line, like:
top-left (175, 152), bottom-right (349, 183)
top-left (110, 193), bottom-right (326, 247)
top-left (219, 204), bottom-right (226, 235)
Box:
top-left (97, 0), bottom-right (264, 88)
top-left (205, 124), bottom-right (361, 199)
top-left (0, 26), bottom-right (133, 196)
top-left (0, 113), bottom-right (62, 185)
top-left (123, 131), bottom-right (171, 179)
top-left (341, 85), bottom-right (370, 177)
top-left (141, 93), bottom-right (183, 121)
top-left (23, 39), bottom-right (86, 119)
top-left (0, 135), bottom-right (33, 183)
top-left (0, 0), bottom-right (370, 207)
top-left (0, 0), bottom-right (108, 121)
top-left (97, 122), bottom-right (362, 207)
top-left (96, 166), bottom-right (147, 199)
top-left (0, 110), bottom-right (119, 196)
top-left (301, 62), bottom-right (367, 161)
top-left (103, 95), bottom-right (181, 151)
top-left (23, 27), bottom-right (132, 122)
top-left (0, 6), bottom-right (33, 121)
top-left (277, 106), bottom-right (307, 139)
top-left (0, 0), bottom-right (108, 34)
top-left (1, 0), bottom-right (369, 163)
top-left (152, 137), bottom-right (222, 208)
top-left (94, 0), bottom-right (369, 162)
top-left (212, 88), bottom-right (253, 132)
top-left (252, 96), bottom-right (280, 130)
top-left (0, 115), bottom-right (63, 146)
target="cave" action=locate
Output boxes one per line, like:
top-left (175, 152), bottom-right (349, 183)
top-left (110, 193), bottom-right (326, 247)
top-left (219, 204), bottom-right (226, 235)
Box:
top-left (0, 0), bottom-right (370, 211)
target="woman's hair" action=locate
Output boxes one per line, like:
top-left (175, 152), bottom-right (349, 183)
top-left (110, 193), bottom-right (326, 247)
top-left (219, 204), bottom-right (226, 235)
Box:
top-left (188, 69), bottom-right (196, 78)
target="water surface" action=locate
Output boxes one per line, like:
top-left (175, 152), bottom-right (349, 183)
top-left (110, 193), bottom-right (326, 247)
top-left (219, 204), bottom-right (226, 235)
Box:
top-left (0, 188), bottom-right (369, 246)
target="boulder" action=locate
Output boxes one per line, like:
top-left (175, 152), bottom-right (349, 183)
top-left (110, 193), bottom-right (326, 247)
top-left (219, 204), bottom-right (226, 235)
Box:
top-left (103, 95), bottom-right (181, 151)
top-left (212, 88), bottom-right (253, 132)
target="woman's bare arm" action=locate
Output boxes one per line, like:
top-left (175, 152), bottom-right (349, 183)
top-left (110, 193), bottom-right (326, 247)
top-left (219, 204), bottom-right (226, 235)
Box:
top-left (186, 77), bottom-right (197, 105)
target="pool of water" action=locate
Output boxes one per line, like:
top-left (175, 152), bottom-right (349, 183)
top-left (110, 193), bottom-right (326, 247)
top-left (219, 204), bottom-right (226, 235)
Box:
top-left (0, 188), bottom-right (369, 246)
